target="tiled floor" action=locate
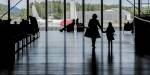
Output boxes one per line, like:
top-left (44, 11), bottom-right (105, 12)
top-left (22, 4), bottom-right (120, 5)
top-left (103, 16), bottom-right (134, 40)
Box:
top-left (1, 30), bottom-right (150, 75)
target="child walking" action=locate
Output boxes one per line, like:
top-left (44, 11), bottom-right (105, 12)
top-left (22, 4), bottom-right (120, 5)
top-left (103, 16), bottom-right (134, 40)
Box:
top-left (105, 22), bottom-right (115, 54)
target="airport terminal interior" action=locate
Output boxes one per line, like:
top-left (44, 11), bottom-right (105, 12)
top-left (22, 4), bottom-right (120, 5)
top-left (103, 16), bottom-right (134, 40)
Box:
top-left (0, 0), bottom-right (150, 75)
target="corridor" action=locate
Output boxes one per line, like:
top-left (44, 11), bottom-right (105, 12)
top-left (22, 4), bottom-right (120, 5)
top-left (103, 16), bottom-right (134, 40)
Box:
top-left (1, 30), bottom-right (149, 75)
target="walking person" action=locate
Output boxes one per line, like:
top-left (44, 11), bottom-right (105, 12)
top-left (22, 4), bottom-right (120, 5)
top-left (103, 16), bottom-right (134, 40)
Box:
top-left (84, 14), bottom-right (103, 48)
top-left (104, 22), bottom-right (115, 54)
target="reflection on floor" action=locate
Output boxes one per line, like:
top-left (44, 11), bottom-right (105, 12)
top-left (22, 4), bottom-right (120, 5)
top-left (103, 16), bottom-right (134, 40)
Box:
top-left (1, 30), bottom-right (150, 75)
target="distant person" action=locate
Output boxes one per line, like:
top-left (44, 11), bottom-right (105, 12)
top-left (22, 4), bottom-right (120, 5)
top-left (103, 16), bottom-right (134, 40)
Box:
top-left (60, 19), bottom-right (75, 32)
top-left (76, 18), bottom-right (84, 32)
top-left (14, 21), bottom-right (17, 24)
top-left (131, 22), bottom-right (134, 34)
top-left (76, 18), bottom-right (79, 26)
top-left (84, 14), bottom-right (103, 48)
top-left (124, 21), bottom-right (130, 31)
top-left (104, 22), bottom-right (115, 54)
top-left (29, 16), bottom-right (39, 33)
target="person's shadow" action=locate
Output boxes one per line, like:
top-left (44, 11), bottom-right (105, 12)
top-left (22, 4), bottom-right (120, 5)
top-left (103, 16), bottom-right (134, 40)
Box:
top-left (89, 48), bottom-right (98, 75)
top-left (107, 50), bottom-right (114, 75)
top-left (108, 49), bottom-right (113, 64)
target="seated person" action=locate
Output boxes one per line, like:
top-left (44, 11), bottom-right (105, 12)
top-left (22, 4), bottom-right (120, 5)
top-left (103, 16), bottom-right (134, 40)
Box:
top-left (60, 19), bottom-right (75, 32)
top-left (76, 18), bottom-right (84, 31)
top-left (76, 18), bottom-right (80, 26)
top-left (124, 21), bottom-right (134, 33)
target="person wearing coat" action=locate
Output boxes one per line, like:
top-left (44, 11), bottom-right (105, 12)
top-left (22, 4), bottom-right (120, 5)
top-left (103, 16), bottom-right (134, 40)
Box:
top-left (84, 14), bottom-right (103, 48)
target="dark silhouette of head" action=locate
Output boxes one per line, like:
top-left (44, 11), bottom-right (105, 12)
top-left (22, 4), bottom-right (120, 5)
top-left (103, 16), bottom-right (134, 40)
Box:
top-left (14, 21), bottom-right (17, 24)
top-left (76, 18), bottom-right (79, 20)
top-left (22, 19), bottom-right (25, 21)
top-left (72, 19), bottom-right (75, 22)
top-left (108, 22), bottom-right (113, 27)
top-left (92, 14), bottom-right (97, 19)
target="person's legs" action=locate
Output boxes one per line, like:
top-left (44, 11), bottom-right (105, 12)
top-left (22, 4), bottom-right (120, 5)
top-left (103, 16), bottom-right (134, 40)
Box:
top-left (110, 40), bottom-right (113, 54)
top-left (92, 38), bottom-right (96, 48)
top-left (108, 41), bottom-right (110, 53)
top-left (108, 40), bottom-right (113, 62)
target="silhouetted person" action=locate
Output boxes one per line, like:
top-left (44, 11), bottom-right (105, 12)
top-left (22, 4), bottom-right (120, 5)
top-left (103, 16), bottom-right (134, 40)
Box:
top-left (29, 16), bottom-right (39, 34)
top-left (14, 21), bottom-right (17, 24)
top-left (124, 21), bottom-right (134, 34)
top-left (124, 21), bottom-right (130, 31)
top-left (0, 19), bottom-right (15, 70)
top-left (105, 22), bottom-right (115, 54)
top-left (84, 14), bottom-right (103, 48)
top-left (131, 21), bottom-right (134, 34)
top-left (76, 18), bottom-right (79, 26)
top-left (60, 19), bottom-right (75, 32)
top-left (76, 18), bottom-right (84, 32)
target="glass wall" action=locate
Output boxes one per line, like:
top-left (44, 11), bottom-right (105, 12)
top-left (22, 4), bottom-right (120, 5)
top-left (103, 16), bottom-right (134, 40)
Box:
top-left (122, 0), bottom-right (134, 24)
top-left (0, 0), bottom-right (8, 20)
top-left (29, 0), bottom-right (46, 30)
top-left (48, 0), bottom-right (64, 29)
top-left (141, 0), bottom-right (150, 15)
top-left (103, 0), bottom-right (119, 28)
top-left (10, 0), bottom-right (27, 24)
top-left (84, 0), bottom-right (101, 27)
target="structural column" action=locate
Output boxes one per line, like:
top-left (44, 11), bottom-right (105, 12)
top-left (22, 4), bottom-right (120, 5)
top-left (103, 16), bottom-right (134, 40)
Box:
top-left (8, 0), bottom-right (10, 20)
top-left (64, 0), bottom-right (66, 30)
top-left (27, 0), bottom-right (29, 20)
top-left (45, 0), bottom-right (48, 31)
top-left (101, 0), bottom-right (104, 54)
top-left (82, 0), bottom-right (85, 25)
top-left (119, 1), bottom-right (122, 75)
top-left (101, 0), bottom-right (103, 28)
top-left (134, 0), bottom-right (135, 16)
top-left (119, 0), bottom-right (122, 31)
top-left (138, 0), bottom-right (141, 17)
top-left (148, 0), bottom-right (149, 14)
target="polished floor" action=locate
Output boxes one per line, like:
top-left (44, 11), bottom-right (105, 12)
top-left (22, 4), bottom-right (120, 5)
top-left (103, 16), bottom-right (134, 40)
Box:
top-left (1, 30), bottom-right (150, 75)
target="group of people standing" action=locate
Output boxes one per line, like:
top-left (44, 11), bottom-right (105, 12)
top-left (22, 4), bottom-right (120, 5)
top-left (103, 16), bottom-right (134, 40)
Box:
top-left (84, 14), bottom-right (115, 52)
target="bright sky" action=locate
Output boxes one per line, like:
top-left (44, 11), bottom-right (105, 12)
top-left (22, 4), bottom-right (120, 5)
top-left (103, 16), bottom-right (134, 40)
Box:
top-left (0, 0), bottom-right (148, 9)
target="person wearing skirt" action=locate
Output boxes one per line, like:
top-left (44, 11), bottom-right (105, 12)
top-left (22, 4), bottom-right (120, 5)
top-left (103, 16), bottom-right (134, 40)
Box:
top-left (84, 14), bottom-right (103, 48)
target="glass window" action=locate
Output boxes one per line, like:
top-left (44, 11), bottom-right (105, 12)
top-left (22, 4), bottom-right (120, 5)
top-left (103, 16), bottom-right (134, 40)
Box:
top-left (29, 0), bottom-right (46, 30)
top-left (0, 0), bottom-right (8, 20)
top-left (10, 0), bottom-right (27, 24)
top-left (48, 0), bottom-right (64, 30)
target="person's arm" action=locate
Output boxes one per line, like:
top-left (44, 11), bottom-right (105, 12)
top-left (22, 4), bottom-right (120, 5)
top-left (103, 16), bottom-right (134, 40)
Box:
top-left (97, 20), bottom-right (104, 32)
top-left (113, 27), bottom-right (115, 33)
